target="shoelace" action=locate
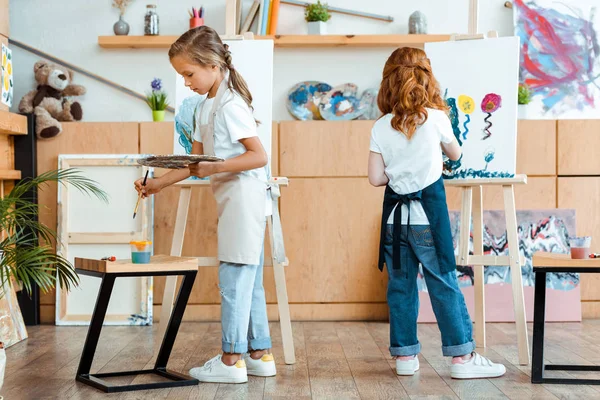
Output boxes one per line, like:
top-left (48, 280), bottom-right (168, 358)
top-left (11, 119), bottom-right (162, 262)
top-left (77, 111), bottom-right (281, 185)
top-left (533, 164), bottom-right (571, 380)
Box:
top-left (202, 355), bottom-right (222, 372)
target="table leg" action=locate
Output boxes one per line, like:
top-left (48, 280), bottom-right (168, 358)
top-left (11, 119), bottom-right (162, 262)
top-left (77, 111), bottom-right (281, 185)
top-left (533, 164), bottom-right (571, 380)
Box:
top-left (155, 270), bottom-right (197, 369)
top-left (531, 271), bottom-right (547, 383)
top-left (77, 274), bottom-right (116, 376)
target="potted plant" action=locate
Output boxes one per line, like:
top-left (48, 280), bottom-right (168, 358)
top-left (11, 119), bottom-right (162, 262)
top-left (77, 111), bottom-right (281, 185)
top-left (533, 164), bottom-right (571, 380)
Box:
top-left (146, 78), bottom-right (169, 122)
top-left (112, 0), bottom-right (134, 35)
top-left (0, 169), bottom-right (106, 391)
top-left (305, 0), bottom-right (331, 35)
top-left (518, 82), bottom-right (532, 119)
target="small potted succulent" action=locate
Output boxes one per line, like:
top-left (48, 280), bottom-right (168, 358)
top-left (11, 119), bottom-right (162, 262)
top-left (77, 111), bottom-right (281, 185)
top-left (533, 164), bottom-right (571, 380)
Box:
top-left (518, 82), bottom-right (532, 119)
top-left (305, 1), bottom-right (331, 35)
top-left (146, 78), bottom-right (169, 122)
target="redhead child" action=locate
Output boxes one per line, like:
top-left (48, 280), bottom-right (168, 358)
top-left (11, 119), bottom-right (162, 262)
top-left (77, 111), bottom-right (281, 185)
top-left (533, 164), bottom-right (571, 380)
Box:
top-left (135, 26), bottom-right (275, 384)
top-left (368, 47), bottom-right (506, 379)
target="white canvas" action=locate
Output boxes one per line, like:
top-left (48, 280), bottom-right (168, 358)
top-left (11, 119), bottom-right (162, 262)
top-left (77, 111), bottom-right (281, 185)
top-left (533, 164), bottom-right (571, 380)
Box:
top-left (425, 37), bottom-right (520, 179)
top-left (513, 0), bottom-right (600, 119)
top-left (174, 39), bottom-right (274, 168)
top-left (56, 155), bottom-right (153, 326)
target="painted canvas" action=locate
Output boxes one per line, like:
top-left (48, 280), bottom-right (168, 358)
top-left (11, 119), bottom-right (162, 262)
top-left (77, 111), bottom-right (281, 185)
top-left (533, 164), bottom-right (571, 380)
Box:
top-left (174, 40), bottom-right (274, 169)
top-left (513, 0), bottom-right (600, 119)
top-left (425, 38), bottom-right (520, 179)
top-left (416, 209), bottom-right (580, 322)
top-left (1, 44), bottom-right (13, 107)
top-left (0, 284), bottom-right (28, 348)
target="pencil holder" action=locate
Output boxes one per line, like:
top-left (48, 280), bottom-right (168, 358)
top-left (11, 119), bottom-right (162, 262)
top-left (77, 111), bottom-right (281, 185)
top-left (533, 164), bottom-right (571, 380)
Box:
top-left (189, 17), bottom-right (204, 29)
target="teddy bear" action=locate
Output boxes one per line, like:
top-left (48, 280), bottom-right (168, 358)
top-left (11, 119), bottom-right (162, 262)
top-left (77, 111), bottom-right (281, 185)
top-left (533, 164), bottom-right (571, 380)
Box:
top-left (18, 60), bottom-right (86, 139)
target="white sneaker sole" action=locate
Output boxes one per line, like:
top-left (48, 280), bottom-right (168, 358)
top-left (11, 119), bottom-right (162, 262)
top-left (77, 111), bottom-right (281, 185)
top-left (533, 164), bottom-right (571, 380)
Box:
top-left (191, 375), bottom-right (249, 384)
top-left (247, 368), bottom-right (277, 377)
top-left (396, 365), bottom-right (420, 376)
top-left (451, 368), bottom-right (506, 379)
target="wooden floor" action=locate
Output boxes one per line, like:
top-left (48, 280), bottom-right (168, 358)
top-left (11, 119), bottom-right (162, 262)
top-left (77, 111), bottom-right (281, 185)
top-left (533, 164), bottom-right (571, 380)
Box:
top-left (4, 320), bottom-right (600, 399)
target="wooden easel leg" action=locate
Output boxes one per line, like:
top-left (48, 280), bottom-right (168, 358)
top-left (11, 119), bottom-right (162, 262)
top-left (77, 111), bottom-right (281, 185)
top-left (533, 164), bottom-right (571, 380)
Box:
top-left (267, 217), bottom-right (295, 365)
top-left (472, 185), bottom-right (485, 348)
top-left (458, 187), bottom-right (473, 265)
top-left (503, 184), bottom-right (530, 365)
top-left (158, 186), bottom-right (192, 342)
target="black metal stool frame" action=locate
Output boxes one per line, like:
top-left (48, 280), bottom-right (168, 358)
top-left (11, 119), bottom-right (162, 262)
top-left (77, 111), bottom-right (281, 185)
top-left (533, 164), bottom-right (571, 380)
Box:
top-left (532, 265), bottom-right (600, 385)
top-left (75, 269), bottom-right (199, 393)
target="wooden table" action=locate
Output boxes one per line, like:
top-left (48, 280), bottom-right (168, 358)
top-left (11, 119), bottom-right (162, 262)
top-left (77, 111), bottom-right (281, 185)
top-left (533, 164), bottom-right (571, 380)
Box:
top-left (531, 252), bottom-right (600, 385)
top-left (74, 255), bottom-right (199, 393)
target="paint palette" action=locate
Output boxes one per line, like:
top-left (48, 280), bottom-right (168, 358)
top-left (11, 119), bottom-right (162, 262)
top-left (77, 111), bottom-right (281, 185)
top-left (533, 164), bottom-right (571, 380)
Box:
top-left (137, 154), bottom-right (224, 169)
top-left (319, 83), bottom-right (368, 121)
top-left (286, 81), bottom-right (332, 120)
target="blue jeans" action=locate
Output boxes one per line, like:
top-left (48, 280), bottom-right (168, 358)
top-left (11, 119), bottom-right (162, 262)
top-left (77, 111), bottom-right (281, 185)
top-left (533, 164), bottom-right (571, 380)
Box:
top-left (219, 247), bottom-right (272, 354)
top-left (384, 224), bottom-right (475, 357)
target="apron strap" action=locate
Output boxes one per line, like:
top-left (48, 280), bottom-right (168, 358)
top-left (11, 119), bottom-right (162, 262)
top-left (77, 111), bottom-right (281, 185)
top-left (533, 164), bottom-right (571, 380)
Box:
top-left (268, 183), bottom-right (287, 264)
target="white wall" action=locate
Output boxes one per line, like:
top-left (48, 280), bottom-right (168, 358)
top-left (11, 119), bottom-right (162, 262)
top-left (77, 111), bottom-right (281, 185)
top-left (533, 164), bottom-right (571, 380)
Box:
top-left (9, 0), bottom-right (515, 122)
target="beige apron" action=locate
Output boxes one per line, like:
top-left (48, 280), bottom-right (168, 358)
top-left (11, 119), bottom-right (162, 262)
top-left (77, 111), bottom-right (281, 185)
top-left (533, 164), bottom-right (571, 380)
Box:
top-left (199, 77), bottom-right (267, 265)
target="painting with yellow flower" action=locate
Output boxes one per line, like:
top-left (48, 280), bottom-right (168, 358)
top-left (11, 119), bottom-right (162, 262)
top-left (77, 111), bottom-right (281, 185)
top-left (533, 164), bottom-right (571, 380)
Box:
top-left (1, 44), bottom-right (13, 107)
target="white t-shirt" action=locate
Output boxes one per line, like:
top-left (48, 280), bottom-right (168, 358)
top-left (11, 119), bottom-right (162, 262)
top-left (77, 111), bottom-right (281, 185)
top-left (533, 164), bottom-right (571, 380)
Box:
top-left (369, 109), bottom-right (455, 225)
top-left (193, 89), bottom-right (271, 216)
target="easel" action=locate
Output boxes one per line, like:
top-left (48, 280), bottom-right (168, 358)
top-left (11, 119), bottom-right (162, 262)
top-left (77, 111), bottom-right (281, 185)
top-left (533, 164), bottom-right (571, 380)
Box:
top-left (158, 0), bottom-right (295, 365)
top-left (443, 0), bottom-right (530, 366)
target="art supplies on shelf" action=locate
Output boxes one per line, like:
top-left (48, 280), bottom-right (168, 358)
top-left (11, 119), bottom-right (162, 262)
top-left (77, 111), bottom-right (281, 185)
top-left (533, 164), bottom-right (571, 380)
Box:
top-left (189, 6), bottom-right (204, 29)
top-left (240, 0), bottom-right (260, 34)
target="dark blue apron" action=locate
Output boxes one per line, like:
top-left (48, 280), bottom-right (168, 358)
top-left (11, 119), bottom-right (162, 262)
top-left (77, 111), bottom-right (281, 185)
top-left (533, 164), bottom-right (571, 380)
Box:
top-left (378, 175), bottom-right (457, 275)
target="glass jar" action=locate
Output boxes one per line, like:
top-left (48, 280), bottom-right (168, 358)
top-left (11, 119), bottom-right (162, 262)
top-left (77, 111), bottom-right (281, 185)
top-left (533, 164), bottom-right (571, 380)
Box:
top-left (144, 4), bottom-right (159, 36)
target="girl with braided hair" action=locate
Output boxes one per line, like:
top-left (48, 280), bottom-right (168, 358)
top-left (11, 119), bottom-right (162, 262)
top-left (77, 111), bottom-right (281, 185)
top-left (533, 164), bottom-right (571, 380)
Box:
top-left (134, 26), bottom-right (275, 383)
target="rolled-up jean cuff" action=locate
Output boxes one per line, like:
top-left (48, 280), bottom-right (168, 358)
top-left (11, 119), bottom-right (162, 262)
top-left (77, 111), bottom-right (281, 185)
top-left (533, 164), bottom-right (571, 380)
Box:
top-left (390, 342), bottom-right (421, 357)
top-left (222, 340), bottom-right (249, 354)
top-left (442, 340), bottom-right (476, 357)
top-left (249, 337), bottom-right (272, 351)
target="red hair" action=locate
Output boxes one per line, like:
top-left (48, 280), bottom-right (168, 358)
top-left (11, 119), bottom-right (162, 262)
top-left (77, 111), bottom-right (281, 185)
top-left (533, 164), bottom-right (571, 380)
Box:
top-left (377, 47), bottom-right (448, 139)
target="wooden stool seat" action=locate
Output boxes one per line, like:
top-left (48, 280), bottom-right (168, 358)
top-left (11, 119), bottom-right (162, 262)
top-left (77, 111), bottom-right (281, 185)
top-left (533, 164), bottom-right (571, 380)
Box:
top-left (73, 255), bottom-right (199, 393)
top-left (75, 255), bottom-right (198, 274)
top-left (531, 252), bottom-right (600, 385)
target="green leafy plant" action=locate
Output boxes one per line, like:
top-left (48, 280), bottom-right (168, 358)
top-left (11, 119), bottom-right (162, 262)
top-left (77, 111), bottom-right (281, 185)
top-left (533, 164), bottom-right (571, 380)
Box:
top-left (305, 1), bottom-right (331, 22)
top-left (518, 83), bottom-right (532, 105)
top-left (146, 78), bottom-right (170, 111)
top-left (0, 169), bottom-right (107, 297)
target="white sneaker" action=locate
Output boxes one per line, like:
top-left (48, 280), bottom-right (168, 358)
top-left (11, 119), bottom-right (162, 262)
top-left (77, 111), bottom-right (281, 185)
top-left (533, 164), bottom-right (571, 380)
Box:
top-left (189, 354), bottom-right (248, 383)
top-left (450, 352), bottom-right (506, 379)
top-left (395, 356), bottom-right (420, 376)
top-left (243, 353), bottom-right (277, 377)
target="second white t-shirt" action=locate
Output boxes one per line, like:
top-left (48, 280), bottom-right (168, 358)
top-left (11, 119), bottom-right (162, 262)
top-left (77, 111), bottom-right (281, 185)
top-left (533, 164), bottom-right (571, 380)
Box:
top-left (369, 108), bottom-right (455, 225)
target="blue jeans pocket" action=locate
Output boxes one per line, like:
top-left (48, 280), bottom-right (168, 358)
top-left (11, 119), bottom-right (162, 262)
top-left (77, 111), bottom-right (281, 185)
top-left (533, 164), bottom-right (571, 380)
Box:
top-left (410, 226), bottom-right (434, 247)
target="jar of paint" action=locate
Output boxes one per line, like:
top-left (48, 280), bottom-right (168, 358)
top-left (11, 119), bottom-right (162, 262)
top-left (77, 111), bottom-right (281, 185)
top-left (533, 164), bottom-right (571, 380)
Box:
top-left (130, 240), bottom-right (152, 264)
top-left (569, 236), bottom-right (591, 259)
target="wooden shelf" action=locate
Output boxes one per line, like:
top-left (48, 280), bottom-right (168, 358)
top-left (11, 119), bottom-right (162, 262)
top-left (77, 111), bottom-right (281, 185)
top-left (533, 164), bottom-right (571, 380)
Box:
top-left (0, 170), bottom-right (21, 180)
top-left (98, 34), bottom-right (451, 49)
top-left (0, 111), bottom-right (27, 135)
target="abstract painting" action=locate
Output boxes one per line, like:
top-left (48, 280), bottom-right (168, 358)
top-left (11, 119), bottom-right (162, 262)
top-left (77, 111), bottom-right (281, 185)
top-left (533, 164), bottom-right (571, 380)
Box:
top-left (416, 209), bottom-right (580, 322)
top-left (425, 38), bottom-right (520, 180)
top-left (1, 44), bottom-right (13, 107)
top-left (0, 284), bottom-right (28, 348)
top-left (514, 0), bottom-right (600, 119)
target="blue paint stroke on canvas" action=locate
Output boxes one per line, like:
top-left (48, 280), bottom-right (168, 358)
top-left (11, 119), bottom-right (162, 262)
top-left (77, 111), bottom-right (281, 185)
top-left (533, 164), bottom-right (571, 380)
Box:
top-left (417, 212), bottom-right (578, 292)
top-left (514, 0), bottom-right (600, 116)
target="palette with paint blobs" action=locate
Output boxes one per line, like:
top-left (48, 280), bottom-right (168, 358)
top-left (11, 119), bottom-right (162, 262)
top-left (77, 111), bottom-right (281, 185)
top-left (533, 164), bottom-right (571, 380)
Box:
top-left (137, 154), bottom-right (224, 169)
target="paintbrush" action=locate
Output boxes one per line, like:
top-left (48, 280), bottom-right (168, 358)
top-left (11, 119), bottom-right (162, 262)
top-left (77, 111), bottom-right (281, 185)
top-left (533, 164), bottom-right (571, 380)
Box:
top-left (133, 170), bottom-right (149, 219)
